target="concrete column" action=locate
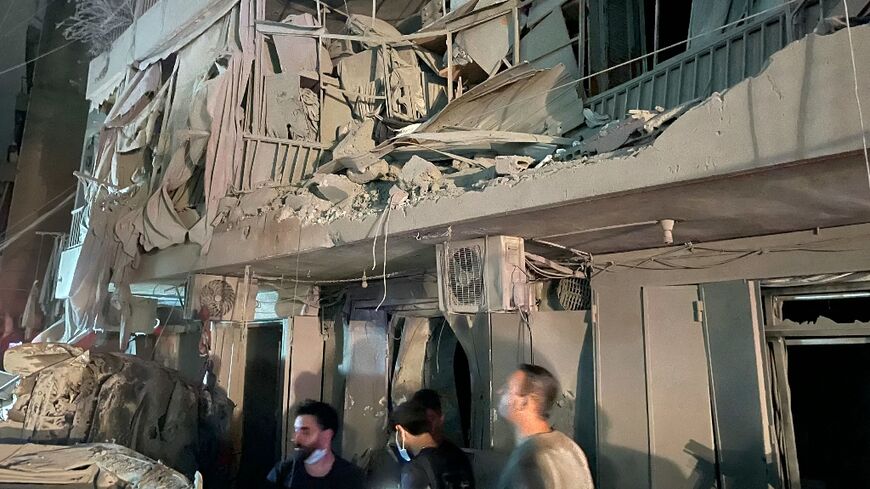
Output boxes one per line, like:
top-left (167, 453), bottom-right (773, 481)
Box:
top-left (0, 0), bottom-right (89, 318)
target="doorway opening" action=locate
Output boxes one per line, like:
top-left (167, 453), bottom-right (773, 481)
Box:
top-left (426, 319), bottom-right (473, 447)
top-left (786, 342), bottom-right (870, 489)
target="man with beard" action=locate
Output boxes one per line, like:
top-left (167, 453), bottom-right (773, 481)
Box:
top-left (496, 364), bottom-right (594, 489)
top-left (267, 400), bottom-right (365, 488)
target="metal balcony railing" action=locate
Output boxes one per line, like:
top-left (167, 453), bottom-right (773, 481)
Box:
top-left (65, 206), bottom-right (86, 249)
top-left (240, 134), bottom-right (328, 190)
top-left (585, 2), bottom-right (820, 121)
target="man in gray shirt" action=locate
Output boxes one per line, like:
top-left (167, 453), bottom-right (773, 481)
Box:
top-left (496, 364), bottom-right (595, 489)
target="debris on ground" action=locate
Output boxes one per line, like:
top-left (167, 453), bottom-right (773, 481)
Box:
top-left (3, 344), bottom-right (232, 480)
top-left (0, 442), bottom-right (194, 488)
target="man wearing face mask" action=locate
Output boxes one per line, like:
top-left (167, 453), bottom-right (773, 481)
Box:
top-left (496, 364), bottom-right (594, 489)
top-left (392, 400), bottom-right (475, 489)
top-left (267, 400), bottom-right (365, 489)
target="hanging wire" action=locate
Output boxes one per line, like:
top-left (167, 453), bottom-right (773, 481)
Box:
top-left (841, 1), bottom-right (870, 194)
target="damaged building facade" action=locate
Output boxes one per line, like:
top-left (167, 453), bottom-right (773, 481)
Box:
top-left (25, 0), bottom-right (870, 487)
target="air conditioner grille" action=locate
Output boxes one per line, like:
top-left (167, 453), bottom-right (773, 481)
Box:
top-left (447, 245), bottom-right (484, 307)
top-left (556, 277), bottom-right (591, 311)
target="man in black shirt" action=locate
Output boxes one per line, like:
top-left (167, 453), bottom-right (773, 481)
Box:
top-left (267, 400), bottom-right (365, 489)
top-left (392, 400), bottom-right (475, 489)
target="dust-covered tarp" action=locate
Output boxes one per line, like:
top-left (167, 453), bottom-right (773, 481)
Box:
top-left (5, 346), bottom-right (232, 480)
top-left (0, 442), bottom-right (192, 488)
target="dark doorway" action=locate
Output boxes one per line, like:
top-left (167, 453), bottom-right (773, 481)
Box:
top-left (787, 343), bottom-right (870, 488)
top-left (453, 339), bottom-right (472, 447)
top-left (426, 319), bottom-right (473, 447)
top-left (238, 324), bottom-right (283, 487)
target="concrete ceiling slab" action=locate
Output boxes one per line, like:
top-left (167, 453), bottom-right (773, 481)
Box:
top-left (190, 152), bottom-right (870, 281)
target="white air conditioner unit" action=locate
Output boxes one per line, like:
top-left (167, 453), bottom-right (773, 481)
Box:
top-left (184, 274), bottom-right (258, 322)
top-left (436, 236), bottom-right (530, 314)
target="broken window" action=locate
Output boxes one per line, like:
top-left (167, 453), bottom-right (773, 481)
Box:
top-left (780, 293), bottom-right (870, 325)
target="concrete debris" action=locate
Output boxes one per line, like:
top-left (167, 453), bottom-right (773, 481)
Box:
top-left (0, 443), bottom-right (194, 488)
top-left (493, 155), bottom-right (534, 175)
top-left (398, 155), bottom-right (443, 193)
top-left (282, 193), bottom-right (332, 213)
top-left (579, 115), bottom-right (651, 155)
top-left (388, 186), bottom-right (410, 207)
top-left (311, 174), bottom-right (364, 204)
top-left (337, 49), bottom-right (385, 119)
top-left (238, 187), bottom-right (281, 216)
top-left (9, 351), bottom-right (231, 479)
top-left (331, 118), bottom-right (377, 167)
top-left (563, 103), bottom-right (699, 159)
top-left (3, 343), bottom-right (84, 377)
top-left (346, 159), bottom-right (392, 184)
top-left (444, 166), bottom-right (496, 187)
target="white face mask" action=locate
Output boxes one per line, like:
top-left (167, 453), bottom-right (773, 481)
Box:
top-left (304, 448), bottom-right (328, 465)
top-left (396, 431), bottom-right (412, 462)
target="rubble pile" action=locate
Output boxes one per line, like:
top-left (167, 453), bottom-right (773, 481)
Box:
top-left (216, 2), bottom-right (696, 227)
top-left (2, 344), bottom-right (232, 481)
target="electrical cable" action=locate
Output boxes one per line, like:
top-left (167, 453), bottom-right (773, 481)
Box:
top-left (0, 192), bottom-right (74, 253)
top-left (0, 0), bottom-right (61, 41)
top-left (589, 239), bottom-right (869, 277)
top-left (0, 184), bottom-right (76, 237)
top-left (0, 39), bottom-right (76, 78)
top-left (375, 205), bottom-right (392, 311)
top-left (841, 1), bottom-right (870, 194)
top-left (0, 0), bottom-right (135, 78)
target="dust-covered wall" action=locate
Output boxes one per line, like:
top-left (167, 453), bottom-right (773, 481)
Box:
top-left (591, 223), bottom-right (870, 489)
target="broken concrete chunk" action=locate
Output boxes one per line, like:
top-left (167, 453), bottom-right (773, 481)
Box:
top-left (331, 118), bottom-right (376, 165)
top-left (399, 155), bottom-right (443, 193)
top-left (579, 116), bottom-right (649, 155)
top-left (388, 186), bottom-right (410, 207)
top-left (346, 159), bottom-right (391, 184)
top-left (494, 155), bottom-right (533, 175)
top-left (311, 174), bottom-right (363, 203)
top-left (444, 166), bottom-right (497, 188)
top-left (239, 187), bottom-right (281, 216)
top-left (282, 192), bottom-right (333, 217)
